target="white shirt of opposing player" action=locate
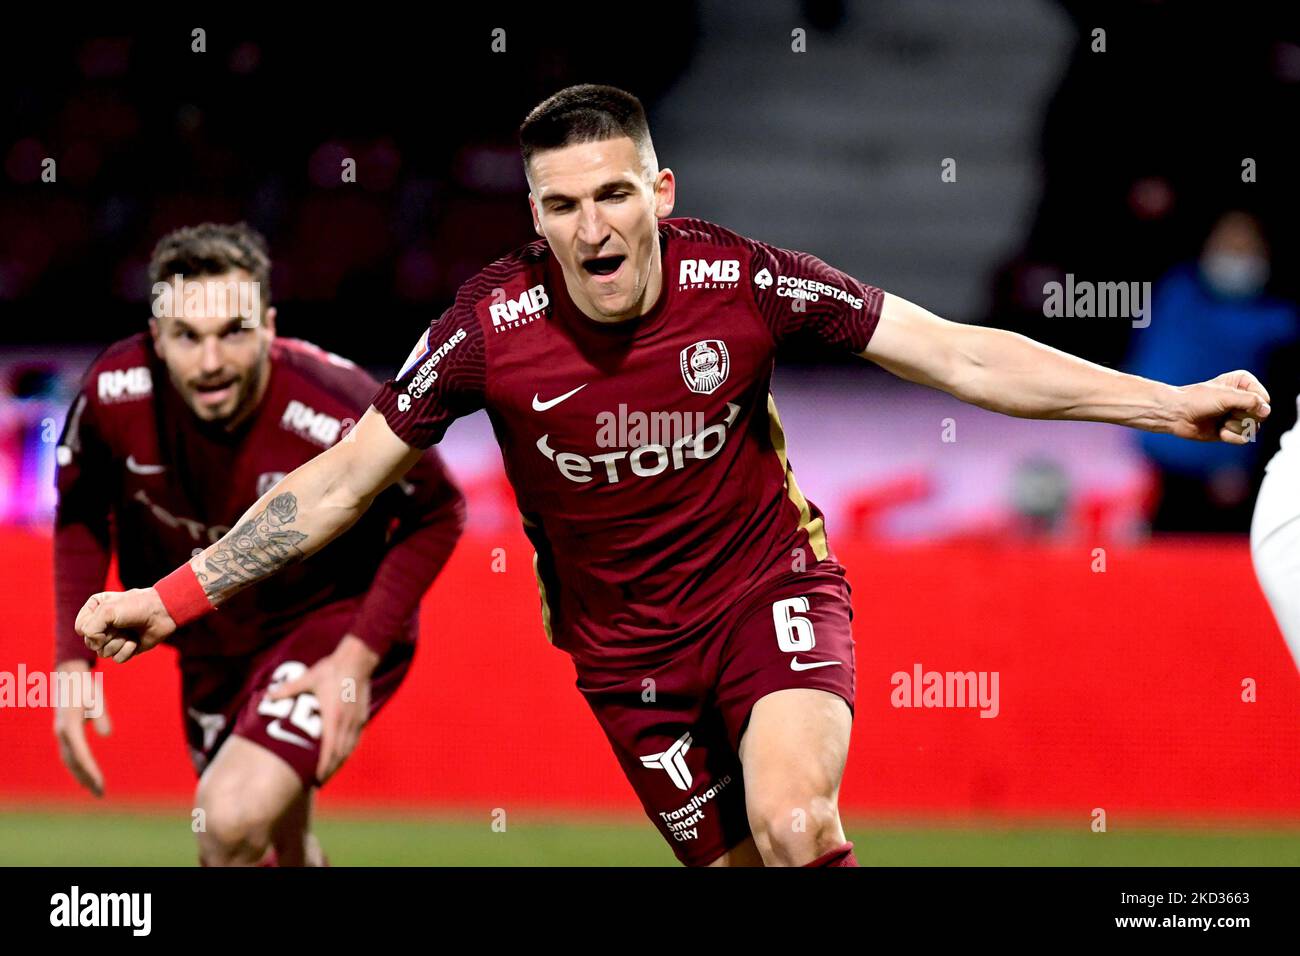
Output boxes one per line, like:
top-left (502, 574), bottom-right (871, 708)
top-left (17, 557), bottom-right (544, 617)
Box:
top-left (1251, 393), bottom-right (1300, 669)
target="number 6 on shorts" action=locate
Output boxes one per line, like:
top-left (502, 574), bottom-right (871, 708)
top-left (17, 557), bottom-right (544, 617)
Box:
top-left (772, 596), bottom-right (815, 653)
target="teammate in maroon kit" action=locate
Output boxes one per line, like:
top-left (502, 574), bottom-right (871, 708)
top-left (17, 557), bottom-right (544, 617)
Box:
top-left (54, 224), bottom-right (464, 866)
top-left (78, 88), bottom-right (1270, 867)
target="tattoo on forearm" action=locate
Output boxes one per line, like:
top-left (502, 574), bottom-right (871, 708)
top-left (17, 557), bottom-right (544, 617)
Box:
top-left (196, 493), bottom-right (309, 599)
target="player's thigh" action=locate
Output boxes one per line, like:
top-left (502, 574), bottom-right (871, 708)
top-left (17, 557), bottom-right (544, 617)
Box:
top-left (717, 567), bottom-right (855, 763)
top-left (233, 606), bottom-right (415, 788)
top-left (717, 568), bottom-right (855, 822)
top-left (195, 734), bottom-right (307, 838)
top-left (738, 687), bottom-right (852, 805)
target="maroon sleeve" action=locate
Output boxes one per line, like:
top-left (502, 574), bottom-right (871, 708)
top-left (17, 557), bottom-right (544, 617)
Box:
top-left (746, 239), bottom-right (886, 353)
top-left (345, 448), bottom-right (466, 657)
top-left (52, 391), bottom-right (114, 667)
top-left (368, 302), bottom-right (486, 450)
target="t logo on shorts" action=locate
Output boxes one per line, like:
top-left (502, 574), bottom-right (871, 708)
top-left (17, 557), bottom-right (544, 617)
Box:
top-left (187, 707), bottom-right (227, 754)
top-left (639, 731), bottom-right (694, 790)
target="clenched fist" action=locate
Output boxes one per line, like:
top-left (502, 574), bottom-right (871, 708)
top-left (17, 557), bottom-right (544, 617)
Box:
top-left (1171, 370), bottom-right (1271, 444)
top-left (76, 588), bottom-right (177, 663)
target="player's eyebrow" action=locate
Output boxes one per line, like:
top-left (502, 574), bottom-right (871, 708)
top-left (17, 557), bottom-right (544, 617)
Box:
top-left (170, 317), bottom-right (246, 335)
top-left (541, 179), bottom-right (639, 206)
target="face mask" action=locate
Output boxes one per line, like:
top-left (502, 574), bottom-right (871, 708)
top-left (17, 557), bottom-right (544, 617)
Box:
top-left (1200, 252), bottom-right (1269, 298)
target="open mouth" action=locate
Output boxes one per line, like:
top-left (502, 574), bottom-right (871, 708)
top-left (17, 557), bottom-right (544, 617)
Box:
top-left (582, 254), bottom-right (626, 278)
top-left (195, 379), bottom-right (235, 393)
top-left (193, 378), bottom-right (237, 403)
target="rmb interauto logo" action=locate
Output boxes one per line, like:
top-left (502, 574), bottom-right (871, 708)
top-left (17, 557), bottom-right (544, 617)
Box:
top-left (488, 283), bottom-right (550, 331)
top-left (678, 258), bottom-right (740, 290)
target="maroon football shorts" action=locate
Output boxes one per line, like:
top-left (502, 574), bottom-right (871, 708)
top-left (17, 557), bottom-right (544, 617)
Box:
top-left (576, 560), bottom-right (856, 866)
top-left (179, 598), bottom-right (414, 788)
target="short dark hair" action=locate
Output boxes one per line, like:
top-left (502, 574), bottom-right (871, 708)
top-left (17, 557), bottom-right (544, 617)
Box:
top-left (148, 221), bottom-right (272, 304)
top-left (519, 84), bottom-right (655, 179)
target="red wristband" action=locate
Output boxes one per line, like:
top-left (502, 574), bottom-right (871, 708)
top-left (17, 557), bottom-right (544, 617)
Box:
top-left (153, 564), bottom-right (216, 628)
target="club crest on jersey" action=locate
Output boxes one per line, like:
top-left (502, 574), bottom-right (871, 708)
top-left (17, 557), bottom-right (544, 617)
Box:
top-left (680, 340), bottom-right (729, 395)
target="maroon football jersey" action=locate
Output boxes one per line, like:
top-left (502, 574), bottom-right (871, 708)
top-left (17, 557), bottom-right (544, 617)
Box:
top-left (370, 217), bottom-right (884, 668)
top-left (55, 334), bottom-right (461, 661)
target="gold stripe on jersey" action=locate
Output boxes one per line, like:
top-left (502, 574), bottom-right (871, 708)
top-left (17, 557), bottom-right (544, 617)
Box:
top-left (522, 514), bottom-right (555, 644)
top-left (766, 392), bottom-right (829, 562)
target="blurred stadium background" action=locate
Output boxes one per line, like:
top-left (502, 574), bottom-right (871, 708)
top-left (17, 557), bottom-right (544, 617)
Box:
top-left (2, 3), bottom-right (1299, 865)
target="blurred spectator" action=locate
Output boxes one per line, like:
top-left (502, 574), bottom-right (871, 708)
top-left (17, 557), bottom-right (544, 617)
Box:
top-left (0, 17), bottom-right (698, 366)
top-left (1008, 457), bottom-right (1071, 538)
top-left (1128, 210), bottom-right (1298, 532)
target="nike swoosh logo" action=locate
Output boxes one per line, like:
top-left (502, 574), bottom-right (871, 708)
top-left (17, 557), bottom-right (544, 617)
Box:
top-left (266, 719), bottom-right (314, 750)
top-left (790, 658), bottom-right (842, 672)
top-left (126, 455), bottom-right (166, 475)
top-left (532, 384), bottom-right (587, 411)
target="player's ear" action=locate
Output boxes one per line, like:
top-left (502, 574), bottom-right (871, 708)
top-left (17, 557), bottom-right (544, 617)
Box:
top-left (653, 168), bottom-right (676, 219)
top-left (528, 194), bottom-right (544, 237)
top-left (262, 306), bottom-right (277, 337)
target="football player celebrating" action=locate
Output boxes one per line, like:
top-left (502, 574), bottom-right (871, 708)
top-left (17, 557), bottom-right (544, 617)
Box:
top-left (77, 89), bottom-right (1268, 867)
top-left (55, 223), bottom-right (464, 865)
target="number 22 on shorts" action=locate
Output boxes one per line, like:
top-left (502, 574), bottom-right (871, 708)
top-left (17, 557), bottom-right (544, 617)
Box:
top-left (257, 661), bottom-right (323, 747)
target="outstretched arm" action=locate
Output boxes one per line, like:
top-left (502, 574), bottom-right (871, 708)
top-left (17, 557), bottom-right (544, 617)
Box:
top-left (76, 406), bottom-right (423, 662)
top-left (188, 406), bottom-right (422, 602)
top-left (861, 292), bottom-right (1271, 443)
